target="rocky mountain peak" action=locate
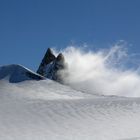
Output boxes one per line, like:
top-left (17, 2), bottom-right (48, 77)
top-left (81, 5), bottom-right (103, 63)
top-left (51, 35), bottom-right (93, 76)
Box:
top-left (44, 48), bottom-right (55, 63)
top-left (37, 48), bottom-right (66, 82)
top-left (56, 53), bottom-right (64, 61)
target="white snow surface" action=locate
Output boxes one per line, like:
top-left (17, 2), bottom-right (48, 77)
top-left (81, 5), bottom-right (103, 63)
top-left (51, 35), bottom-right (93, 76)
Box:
top-left (0, 65), bottom-right (140, 140)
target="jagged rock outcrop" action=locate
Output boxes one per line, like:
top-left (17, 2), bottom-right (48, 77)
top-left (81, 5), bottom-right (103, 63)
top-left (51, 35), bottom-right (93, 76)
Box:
top-left (37, 48), bottom-right (56, 76)
top-left (37, 48), bottom-right (66, 82)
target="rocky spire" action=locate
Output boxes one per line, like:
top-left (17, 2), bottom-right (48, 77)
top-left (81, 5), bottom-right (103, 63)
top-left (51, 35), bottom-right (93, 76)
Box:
top-left (37, 48), bottom-right (56, 76)
top-left (37, 48), bottom-right (66, 82)
top-left (55, 53), bottom-right (65, 70)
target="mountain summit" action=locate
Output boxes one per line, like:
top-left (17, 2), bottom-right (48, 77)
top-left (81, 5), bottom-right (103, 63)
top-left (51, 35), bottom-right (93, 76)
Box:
top-left (37, 48), bottom-right (66, 82)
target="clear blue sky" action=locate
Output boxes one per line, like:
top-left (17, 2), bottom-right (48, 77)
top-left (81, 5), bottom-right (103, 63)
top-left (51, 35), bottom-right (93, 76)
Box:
top-left (0, 0), bottom-right (140, 71)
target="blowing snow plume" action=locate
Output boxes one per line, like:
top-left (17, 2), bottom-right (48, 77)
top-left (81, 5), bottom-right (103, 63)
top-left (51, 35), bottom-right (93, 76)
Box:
top-left (56, 43), bottom-right (140, 97)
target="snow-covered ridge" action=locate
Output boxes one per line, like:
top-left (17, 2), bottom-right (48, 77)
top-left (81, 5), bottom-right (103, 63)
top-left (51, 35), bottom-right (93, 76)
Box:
top-left (0, 64), bottom-right (45, 83)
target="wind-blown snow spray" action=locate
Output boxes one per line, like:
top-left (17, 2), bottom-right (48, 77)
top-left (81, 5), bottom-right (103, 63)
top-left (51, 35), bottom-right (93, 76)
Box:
top-left (56, 43), bottom-right (140, 97)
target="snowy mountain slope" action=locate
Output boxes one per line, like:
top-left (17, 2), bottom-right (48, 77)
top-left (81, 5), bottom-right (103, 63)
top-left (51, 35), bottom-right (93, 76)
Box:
top-left (0, 64), bottom-right (45, 83)
top-left (1, 65), bottom-right (140, 140)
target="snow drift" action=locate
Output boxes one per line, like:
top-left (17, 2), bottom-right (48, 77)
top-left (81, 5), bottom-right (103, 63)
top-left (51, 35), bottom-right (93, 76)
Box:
top-left (1, 75), bottom-right (140, 140)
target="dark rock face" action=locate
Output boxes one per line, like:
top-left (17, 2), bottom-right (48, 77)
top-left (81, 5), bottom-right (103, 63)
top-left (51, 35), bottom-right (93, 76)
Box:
top-left (37, 48), bottom-right (56, 76)
top-left (37, 48), bottom-right (66, 82)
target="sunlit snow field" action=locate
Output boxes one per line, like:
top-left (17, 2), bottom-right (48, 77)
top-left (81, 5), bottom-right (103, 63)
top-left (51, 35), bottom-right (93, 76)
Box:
top-left (1, 45), bottom-right (140, 140)
top-left (1, 79), bottom-right (140, 140)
